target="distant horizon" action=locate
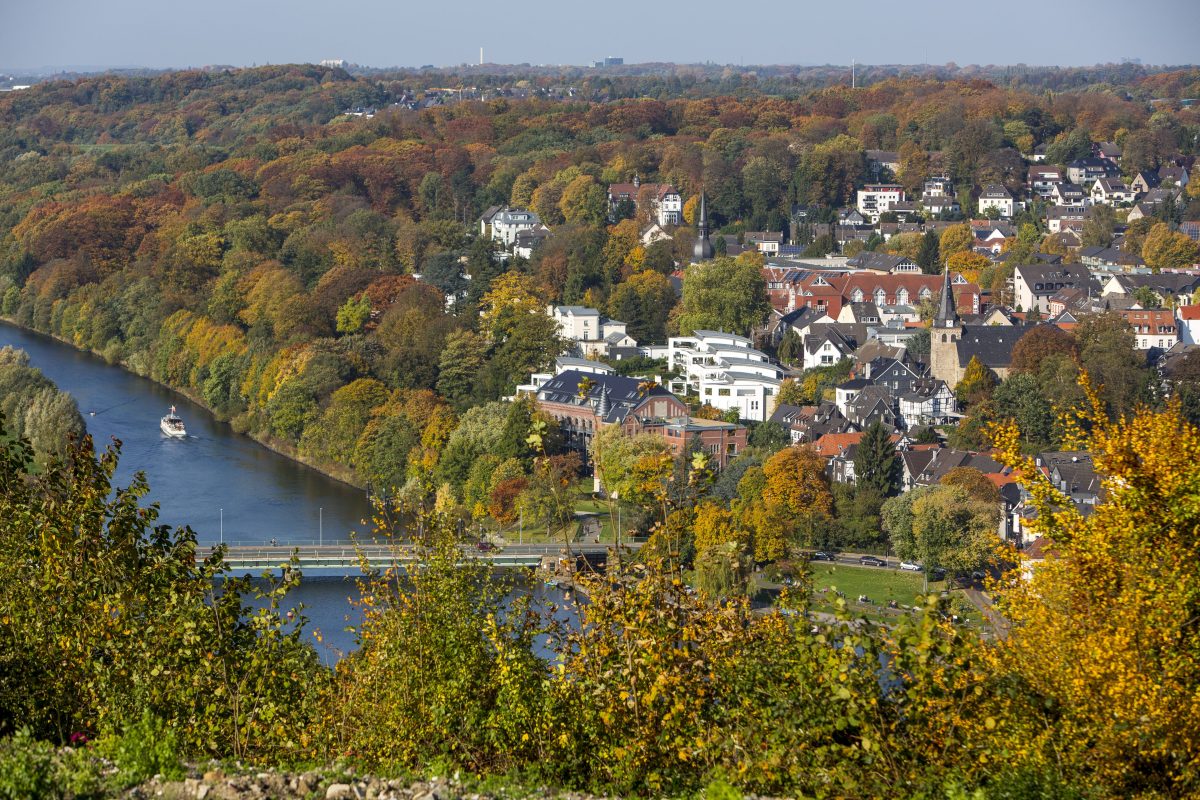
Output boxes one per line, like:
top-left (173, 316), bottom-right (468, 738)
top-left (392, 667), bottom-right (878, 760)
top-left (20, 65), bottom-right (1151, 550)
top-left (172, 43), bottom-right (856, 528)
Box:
top-left (2, 59), bottom-right (1196, 78)
top-left (2, 0), bottom-right (1197, 74)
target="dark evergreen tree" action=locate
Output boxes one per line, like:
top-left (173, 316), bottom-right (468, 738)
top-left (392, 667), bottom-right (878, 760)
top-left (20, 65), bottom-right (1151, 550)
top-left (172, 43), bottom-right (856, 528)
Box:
top-left (853, 420), bottom-right (901, 497)
top-left (917, 230), bottom-right (941, 274)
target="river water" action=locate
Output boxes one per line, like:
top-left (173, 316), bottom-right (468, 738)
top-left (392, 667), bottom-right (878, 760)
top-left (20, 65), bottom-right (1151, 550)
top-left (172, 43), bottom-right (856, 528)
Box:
top-left (0, 323), bottom-right (379, 656)
top-left (0, 323), bottom-right (372, 547)
top-left (0, 322), bottom-right (575, 661)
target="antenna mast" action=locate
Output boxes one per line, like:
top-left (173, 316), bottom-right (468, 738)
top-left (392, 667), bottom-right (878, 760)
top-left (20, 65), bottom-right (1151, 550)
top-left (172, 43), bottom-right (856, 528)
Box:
top-left (852, 59), bottom-right (856, 89)
top-left (480, 47), bottom-right (484, 66)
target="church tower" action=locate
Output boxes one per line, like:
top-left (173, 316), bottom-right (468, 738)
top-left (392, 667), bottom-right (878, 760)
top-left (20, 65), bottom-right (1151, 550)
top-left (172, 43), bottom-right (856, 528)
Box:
top-left (929, 264), bottom-right (964, 386)
top-left (693, 192), bottom-right (713, 262)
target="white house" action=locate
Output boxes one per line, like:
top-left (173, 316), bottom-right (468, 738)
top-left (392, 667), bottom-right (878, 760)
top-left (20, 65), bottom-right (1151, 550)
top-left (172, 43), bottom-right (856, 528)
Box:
top-left (482, 207), bottom-right (542, 247)
top-left (548, 305), bottom-right (637, 358)
top-left (607, 180), bottom-right (683, 227)
top-left (977, 184), bottom-right (1015, 218)
top-left (667, 330), bottom-right (784, 422)
top-left (1119, 309), bottom-right (1177, 351)
top-left (898, 378), bottom-right (957, 429)
top-left (856, 184), bottom-right (906, 222)
top-left (1178, 305), bottom-right (1200, 345)
top-left (1090, 178), bottom-right (1135, 206)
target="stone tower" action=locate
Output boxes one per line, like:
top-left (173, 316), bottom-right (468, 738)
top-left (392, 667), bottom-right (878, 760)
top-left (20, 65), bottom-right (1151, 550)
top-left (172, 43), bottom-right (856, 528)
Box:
top-left (693, 192), bottom-right (713, 262)
top-left (929, 264), bottom-right (963, 386)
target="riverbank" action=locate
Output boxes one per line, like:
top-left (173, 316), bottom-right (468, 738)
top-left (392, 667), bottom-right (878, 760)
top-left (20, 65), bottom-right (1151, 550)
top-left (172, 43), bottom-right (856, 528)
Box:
top-left (0, 317), bottom-right (366, 492)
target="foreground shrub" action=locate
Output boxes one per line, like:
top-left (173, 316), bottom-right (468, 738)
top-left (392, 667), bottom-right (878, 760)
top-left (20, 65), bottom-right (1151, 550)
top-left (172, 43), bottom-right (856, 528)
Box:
top-left (0, 422), bottom-right (329, 763)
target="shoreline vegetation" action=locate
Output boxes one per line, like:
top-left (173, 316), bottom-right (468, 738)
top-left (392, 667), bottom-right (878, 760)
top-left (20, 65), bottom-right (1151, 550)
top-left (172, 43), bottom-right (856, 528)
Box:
top-left (0, 315), bottom-right (366, 490)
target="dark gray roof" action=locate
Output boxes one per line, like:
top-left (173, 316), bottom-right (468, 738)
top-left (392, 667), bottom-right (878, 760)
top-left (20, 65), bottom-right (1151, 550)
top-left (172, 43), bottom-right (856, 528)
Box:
top-left (847, 252), bottom-right (914, 271)
top-left (955, 324), bottom-right (1028, 370)
top-left (537, 369), bottom-right (674, 425)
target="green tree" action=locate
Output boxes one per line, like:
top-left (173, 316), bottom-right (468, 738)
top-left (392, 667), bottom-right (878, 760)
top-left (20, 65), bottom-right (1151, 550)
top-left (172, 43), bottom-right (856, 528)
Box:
top-left (882, 484), bottom-right (1000, 576)
top-left (993, 373), bottom-right (1056, 451)
top-left (299, 378), bottom-right (391, 466)
top-left (606, 270), bottom-right (676, 344)
top-left (777, 328), bottom-right (802, 366)
top-left (436, 330), bottom-right (490, 410)
top-left (675, 254), bottom-right (770, 337)
top-left (335, 294), bottom-right (371, 334)
top-left (916, 230), bottom-right (941, 274)
top-left (853, 420), bottom-right (901, 497)
top-left (1075, 311), bottom-right (1154, 416)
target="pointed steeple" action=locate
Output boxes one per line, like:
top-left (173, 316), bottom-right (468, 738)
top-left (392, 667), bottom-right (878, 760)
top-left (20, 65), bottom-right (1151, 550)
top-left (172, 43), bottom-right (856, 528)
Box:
top-left (693, 192), bottom-right (713, 262)
top-left (595, 385), bottom-right (611, 419)
top-left (935, 263), bottom-right (959, 327)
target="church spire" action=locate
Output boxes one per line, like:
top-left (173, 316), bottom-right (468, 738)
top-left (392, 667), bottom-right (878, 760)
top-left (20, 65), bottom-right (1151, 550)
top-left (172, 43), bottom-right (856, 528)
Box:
top-left (693, 192), bottom-right (713, 262)
top-left (935, 263), bottom-right (959, 327)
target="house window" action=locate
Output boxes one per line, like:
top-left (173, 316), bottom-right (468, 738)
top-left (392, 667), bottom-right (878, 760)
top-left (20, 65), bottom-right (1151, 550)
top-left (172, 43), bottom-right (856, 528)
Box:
top-left (851, 289), bottom-right (864, 302)
top-left (718, 388), bottom-right (731, 396)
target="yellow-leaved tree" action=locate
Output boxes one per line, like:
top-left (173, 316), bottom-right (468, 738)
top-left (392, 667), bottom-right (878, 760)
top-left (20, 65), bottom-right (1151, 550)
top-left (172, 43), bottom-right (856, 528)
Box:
top-left (987, 377), bottom-right (1200, 795)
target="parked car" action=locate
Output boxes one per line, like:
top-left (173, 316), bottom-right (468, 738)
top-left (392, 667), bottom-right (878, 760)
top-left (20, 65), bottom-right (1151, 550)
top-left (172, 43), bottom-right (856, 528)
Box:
top-left (900, 561), bottom-right (922, 572)
top-left (810, 551), bottom-right (835, 561)
top-left (476, 540), bottom-right (496, 552)
top-left (859, 555), bottom-right (886, 567)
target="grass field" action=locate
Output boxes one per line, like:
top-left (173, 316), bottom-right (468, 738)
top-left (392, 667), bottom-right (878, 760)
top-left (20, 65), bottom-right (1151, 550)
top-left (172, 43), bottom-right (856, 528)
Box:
top-left (809, 563), bottom-right (944, 605)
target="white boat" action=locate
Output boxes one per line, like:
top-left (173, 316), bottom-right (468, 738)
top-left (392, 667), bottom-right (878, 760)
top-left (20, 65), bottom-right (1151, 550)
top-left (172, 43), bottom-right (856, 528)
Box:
top-left (160, 406), bottom-right (187, 438)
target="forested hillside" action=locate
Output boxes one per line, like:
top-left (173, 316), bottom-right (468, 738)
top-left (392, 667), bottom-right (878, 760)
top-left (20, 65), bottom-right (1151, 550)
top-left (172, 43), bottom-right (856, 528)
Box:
top-left (0, 64), bottom-right (1197, 490)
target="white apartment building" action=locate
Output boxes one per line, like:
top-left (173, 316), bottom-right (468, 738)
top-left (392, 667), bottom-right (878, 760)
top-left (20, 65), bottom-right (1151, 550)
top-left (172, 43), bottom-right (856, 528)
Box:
top-left (856, 184), bottom-right (906, 223)
top-left (667, 330), bottom-right (784, 422)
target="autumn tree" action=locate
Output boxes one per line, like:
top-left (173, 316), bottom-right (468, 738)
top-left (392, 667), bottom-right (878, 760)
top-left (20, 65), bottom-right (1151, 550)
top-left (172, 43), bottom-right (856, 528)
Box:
top-left (986, 387), bottom-right (1200, 792)
top-left (1010, 324), bottom-right (1078, 375)
top-left (955, 356), bottom-right (998, 407)
top-left (1142, 222), bottom-right (1200, 272)
top-left (939, 466), bottom-right (1001, 503)
top-left (674, 254), bottom-right (770, 337)
top-left (938, 224), bottom-right (975, 267)
top-left (760, 445), bottom-right (833, 551)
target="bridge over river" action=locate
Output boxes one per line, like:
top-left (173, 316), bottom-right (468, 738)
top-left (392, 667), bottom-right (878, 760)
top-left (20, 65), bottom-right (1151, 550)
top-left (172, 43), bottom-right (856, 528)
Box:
top-left (198, 542), bottom-right (629, 577)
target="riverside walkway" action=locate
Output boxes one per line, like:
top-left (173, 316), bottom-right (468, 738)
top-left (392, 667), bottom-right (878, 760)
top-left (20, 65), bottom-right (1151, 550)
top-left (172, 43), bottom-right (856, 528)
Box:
top-left (197, 542), bottom-right (622, 576)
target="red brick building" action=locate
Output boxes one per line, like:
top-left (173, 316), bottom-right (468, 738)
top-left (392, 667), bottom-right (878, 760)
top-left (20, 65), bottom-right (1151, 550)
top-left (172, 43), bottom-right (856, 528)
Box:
top-left (535, 370), bottom-right (747, 470)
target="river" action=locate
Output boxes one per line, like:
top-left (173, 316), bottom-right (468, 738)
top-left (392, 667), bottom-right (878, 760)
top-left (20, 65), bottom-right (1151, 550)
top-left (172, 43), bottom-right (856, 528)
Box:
top-left (0, 322), bottom-right (372, 547)
top-left (0, 322), bottom-right (573, 661)
top-left (0, 323), bottom-right (387, 656)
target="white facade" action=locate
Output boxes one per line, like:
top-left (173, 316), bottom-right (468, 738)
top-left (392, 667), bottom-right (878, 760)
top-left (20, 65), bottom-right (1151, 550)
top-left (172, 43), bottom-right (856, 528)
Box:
top-left (548, 305), bottom-right (638, 358)
top-left (487, 208), bottom-right (542, 247)
top-left (977, 185), bottom-right (1014, 218)
top-left (667, 330), bottom-right (784, 422)
top-left (1178, 307), bottom-right (1200, 345)
top-left (856, 185), bottom-right (906, 223)
top-left (1090, 179), bottom-right (1135, 206)
top-left (656, 189), bottom-right (683, 226)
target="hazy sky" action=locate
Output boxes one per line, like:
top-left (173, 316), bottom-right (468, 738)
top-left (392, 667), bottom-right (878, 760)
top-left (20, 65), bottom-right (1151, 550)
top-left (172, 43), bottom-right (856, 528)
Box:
top-left (2, 0), bottom-right (1198, 71)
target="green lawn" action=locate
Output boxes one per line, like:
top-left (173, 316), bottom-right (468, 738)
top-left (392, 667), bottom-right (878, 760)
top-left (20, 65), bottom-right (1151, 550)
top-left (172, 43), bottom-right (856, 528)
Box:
top-left (809, 563), bottom-right (943, 605)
